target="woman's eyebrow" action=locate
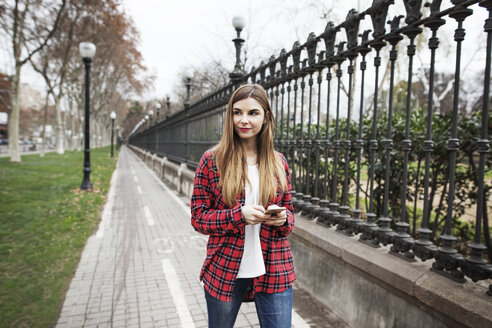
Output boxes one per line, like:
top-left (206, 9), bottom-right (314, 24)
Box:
top-left (232, 107), bottom-right (261, 111)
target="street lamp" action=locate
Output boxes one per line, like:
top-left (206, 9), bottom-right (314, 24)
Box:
top-left (185, 77), bottom-right (192, 108)
top-left (110, 110), bottom-right (116, 157)
top-left (149, 110), bottom-right (154, 126)
top-left (230, 16), bottom-right (246, 83)
top-left (145, 115), bottom-right (149, 129)
top-left (155, 103), bottom-right (161, 122)
top-left (166, 94), bottom-right (171, 119)
top-left (79, 42), bottom-right (96, 191)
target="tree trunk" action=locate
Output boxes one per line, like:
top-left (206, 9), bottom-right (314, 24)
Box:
top-left (54, 94), bottom-right (64, 154)
top-left (426, 165), bottom-right (439, 226)
top-left (412, 158), bottom-right (422, 238)
top-left (40, 90), bottom-right (49, 157)
top-left (77, 97), bottom-right (83, 151)
top-left (431, 177), bottom-right (448, 242)
top-left (9, 65), bottom-right (21, 162)
top-left (70, 107), bottom-right (75, 151)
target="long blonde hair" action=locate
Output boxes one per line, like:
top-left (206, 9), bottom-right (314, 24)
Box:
top-left (214, 84), bottom-right (287, 208)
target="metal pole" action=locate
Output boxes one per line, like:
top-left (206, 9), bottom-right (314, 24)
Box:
top-left (81, 58), bottom-right (92, 190)
top-left (166, 96), bottom-right (171, 119)
top-left (111, 118), bottom-right (114, 158)
top-left (185, 78), bottom-right (191, 162)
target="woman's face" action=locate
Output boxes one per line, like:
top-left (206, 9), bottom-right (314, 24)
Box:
top-left (232, 97), bottom-right (267, 142)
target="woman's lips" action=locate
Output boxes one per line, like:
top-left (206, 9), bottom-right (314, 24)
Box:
top-left (239, 128), bottom-right (251, 132)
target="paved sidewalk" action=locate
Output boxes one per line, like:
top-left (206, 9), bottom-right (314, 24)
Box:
top-left (56, 146), bottom-right (347, 328)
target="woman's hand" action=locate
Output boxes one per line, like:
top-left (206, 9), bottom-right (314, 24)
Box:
top-left (242, 205), bottom-right (270, 225)
top-left (266, 210), bottom-right (287, 226)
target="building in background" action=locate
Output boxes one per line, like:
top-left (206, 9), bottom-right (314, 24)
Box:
top-left (18, 83), bottom-right (48, 142)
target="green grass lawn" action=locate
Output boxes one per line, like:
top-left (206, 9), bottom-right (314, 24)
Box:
top-left (0, 147), bottom-right (118, 328)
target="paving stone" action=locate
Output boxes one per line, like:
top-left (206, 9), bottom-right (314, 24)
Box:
top-left (192, 313), bottom-right (207, 322)
top-left (56, 316), bottom-right (70, 325)
top-left (69, 319), bottom-right (84, 328)
top-left (84, 318), bottom-right (98, 326)
top-left (55, 323), bottom-right (69, 328)
top-left (140, 322), bottom-right (154, 328)
top-left (96, 322), bottom-right (111, 328)
top-left (166, 317), bottom-right (180, 325)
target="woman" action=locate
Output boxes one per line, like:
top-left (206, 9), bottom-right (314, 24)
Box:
top-left (191, 84), bottom-right (296, 328)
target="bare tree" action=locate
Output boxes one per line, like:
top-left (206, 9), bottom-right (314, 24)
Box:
top-left (0, 0), bottom-right (66, 162)
top-left (69, 3), bottom-right (151, 145)
top-left (30, 0), bottom-right (82, 154)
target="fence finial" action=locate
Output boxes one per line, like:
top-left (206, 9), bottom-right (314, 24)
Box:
top-left (370, 0), bottom-right (393, 38)
top-left (345, 9), bottom-right (361, 50)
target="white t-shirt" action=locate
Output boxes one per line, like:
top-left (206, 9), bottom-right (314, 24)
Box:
top-left (237, 164), bottom-right (266, 278)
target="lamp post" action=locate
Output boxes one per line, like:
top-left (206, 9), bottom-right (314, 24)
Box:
top-left (145, 115), bottom-right (149, 129)
top-left (184, 77), bottom-right (192, 162)
top-left (149, 110), bottom-right (154, 126)
top-left (166, 94), bottom-right (171, 119)
top-left (110, 110), bottom-right (116, 157)
top-left (230, 16), bottom-right (246, 84)
top-left (154, 103), bottom-right (160, 153)
top-left (79, 42), bottom-right (96, 191)
top-left (185, 77), bottom-right (192, 108)
top-left (155, 103), bottom-right (161, 123)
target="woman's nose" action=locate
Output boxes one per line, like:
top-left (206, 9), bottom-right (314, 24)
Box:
top-left (240, 114), bottom-right (249, 123)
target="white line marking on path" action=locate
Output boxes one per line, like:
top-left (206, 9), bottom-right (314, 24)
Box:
top-left (96, 166), bottom-right (118, 238)
top-left (134, 175), bottom-right (138, 183)
top-left (137, 185), bottom-right (142, 195)
top-left (161, 259), bottom-right (196, 328)
top-left (292, 310), bottom-right (311, 328)
top-left (144, 205), bottom-right (155, 226)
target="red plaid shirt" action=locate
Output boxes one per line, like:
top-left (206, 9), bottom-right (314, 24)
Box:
top-left (191, 150), bottom-right (296, 302)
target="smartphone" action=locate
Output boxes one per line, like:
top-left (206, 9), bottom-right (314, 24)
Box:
top-left (264, 206), bottom-right (286, 215)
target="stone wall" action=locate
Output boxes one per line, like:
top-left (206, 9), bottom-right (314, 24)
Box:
top-left (130, 146), bottom-right (195, 196)
top-left (128, 145), bottom-right (492, 328)
top-left (291, 218), bottom-right (491, 328)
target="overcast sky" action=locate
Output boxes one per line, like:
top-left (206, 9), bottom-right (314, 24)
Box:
top-left (120, 0), bottom-right (368, 99)
top-left (120, 0), bottom-right (488, 101)
top-left (1, 0), bottom-right (488, 106)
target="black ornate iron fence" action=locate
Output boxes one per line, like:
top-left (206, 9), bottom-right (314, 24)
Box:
top-left (130, 0), bottom-right (492, 293)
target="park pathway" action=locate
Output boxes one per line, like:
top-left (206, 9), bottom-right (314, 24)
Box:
top-left (55, 146), bottom-right (347, 328)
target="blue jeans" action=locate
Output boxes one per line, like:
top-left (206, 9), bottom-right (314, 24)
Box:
top-left (204, 278), bottom-right (293, 328)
